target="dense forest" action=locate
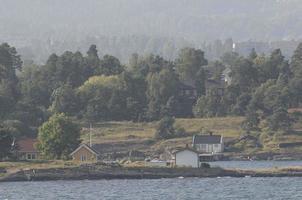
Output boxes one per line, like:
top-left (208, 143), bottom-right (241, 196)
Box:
top-left (1, 41), bottom-right (302, 140)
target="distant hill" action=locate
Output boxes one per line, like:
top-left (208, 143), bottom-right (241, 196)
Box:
top-left (2, 0), bottom-right (302, 63)
top-left (2, 0), bottom-right (302, 41)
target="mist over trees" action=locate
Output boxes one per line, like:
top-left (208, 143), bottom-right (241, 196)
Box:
top-left (2, 0), bottom-right (302, 64)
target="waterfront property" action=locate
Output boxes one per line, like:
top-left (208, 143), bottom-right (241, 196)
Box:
top-left (16, 138), bottom-right (39, 160)
top-left (174, 147), bottom-right (200, 168)
top-left (70, 144), bottom-right (99, 162)
top-left (192, 134), bottom-right (224, 153)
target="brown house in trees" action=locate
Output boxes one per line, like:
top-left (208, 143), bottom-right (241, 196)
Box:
top-left (70, 144), bottom-right (99, 162)
top-left (205, 79), bottom-right (226, 96)
top-left (16, 138), bottom-right (39, 160)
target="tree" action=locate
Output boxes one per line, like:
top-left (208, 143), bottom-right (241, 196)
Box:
top-left (0, 125), bottom-right (13, 160)
top-left (258, 49), bottom-right (285, 81)
top-left (230, 57), bottom-right (258, 92)
top-left (195, 68), bottom-right (207, 96)
top-left (154, 116), bottom-right (176, 139)
top-left (37, 113), bottom-right (81, 159)
top-left (98, 55), bottom-right (124, 75)
top-left (78, 74), bottom-right (144, 121)
top-left (0, 43), bottom-right (22, 118)
top-left (146, 65), bottom-right (180, 120)
top-left (49, 83), bottom-right (79, 115)
top-left (86, 44), bottom-right (101, 77)
top-left (221, 52), bottom-right (239, 66)
top-left (20, 64), bottom-right (51, 107)
top-left (193, 92), bottom-right (225, 118)
top-left (267, 107), bottom-right (292, 131)
top-left (290, 43), bottom-right (302, 77)
top-left (248, 48), bottom-right (258, 61)
top-left (241, 106), bottom-right (260, 131)
top-left (175, 48), bottom-right (208, 82)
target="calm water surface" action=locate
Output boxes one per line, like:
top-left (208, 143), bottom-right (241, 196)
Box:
top-left (1, 177), bottom-right (302, 200)
top-left (1, 161), bottom-right (302, 200)
top-left (210, 160), bottom-right (302, 169)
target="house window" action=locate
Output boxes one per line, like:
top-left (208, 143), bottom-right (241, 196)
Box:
top-left (81, 155), bottom-right (87, 161)
top-left (26, 153), bottom-right (36, 160)
top-left (200, 144), bottom-right (207, 151)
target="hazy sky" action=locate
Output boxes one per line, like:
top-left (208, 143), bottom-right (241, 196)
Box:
top-left (1, 0), bottom-right (302, 42)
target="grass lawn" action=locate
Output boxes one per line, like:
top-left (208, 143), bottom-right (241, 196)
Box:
top-left (76, 116), bottom-right (302, 155)
top-left (0, 160), bottom-right (78, 174)
top-left (80, 117), bottom-right (245, 144)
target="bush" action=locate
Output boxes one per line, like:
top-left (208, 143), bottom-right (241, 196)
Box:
top-left (154, 116), bottom-right (186, 139)
top-left (154, 116), bottom-right (175, 139)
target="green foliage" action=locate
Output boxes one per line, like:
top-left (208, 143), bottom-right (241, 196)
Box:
top-left (0, 125), bottom-right (13, 160)
top-left (175, 47), bottom-right (208, 82)
top-left (146, 59), bottom-right (180, 120)
top-left (193, 93), bottom-right (225, 118)
top-left (79, 75), bottom-right (123, 119)
top-left (230, 57), bottom-right (258, 91)
top-left (49, 83), bottom-right (79, 115)
top-left (1, 41), bottom-right (302, 140)
top-left (37, 113), bottom-right (81, 159)
top-left (2, 120), bottom-right (34, 138)
top-left (290, 43), bottom-right (302, 77)
top-left (0, 43), bottom-right (22, 118)
top-left (97, 55), bottom-right (124, 75)
top-left (154, 116), bottom-right (184, 140)
top-left (266, 107), bottom-right (292, 131)
top-left (241, 107), bottom-right (260, 131)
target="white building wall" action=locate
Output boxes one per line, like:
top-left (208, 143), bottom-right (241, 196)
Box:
top-left (213, 144), bottom-right (222, 153)
top-left (195, 143), bottom-right (224, 153)
top-left (175, 150), bottom-right (199, 168)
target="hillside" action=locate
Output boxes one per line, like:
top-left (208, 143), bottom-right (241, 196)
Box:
top-left (78, 117), bottom-right (302, 159)
top-left (81, 117), bottom-right (244, 142)
top-left (79, 117), bottom-right (243, 156)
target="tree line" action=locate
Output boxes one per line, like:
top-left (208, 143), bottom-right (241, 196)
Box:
top-left (1, 42), bottom-right (302, 143)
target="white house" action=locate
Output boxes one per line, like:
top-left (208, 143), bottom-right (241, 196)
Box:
top-left (192, 134), bottom-right (224, 153)
top-left (222, 67), bottom-right (232, 85)
top-left (174, 148), bottom-right (199, 168)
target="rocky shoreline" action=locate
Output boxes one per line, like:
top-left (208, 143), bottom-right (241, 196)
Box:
top-left (1, 164), bottom-right (302, 182)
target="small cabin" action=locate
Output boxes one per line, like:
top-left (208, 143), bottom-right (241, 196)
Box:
top-left (174, 148), bottom-right (200, 168)
top-left (16, 138), bottom-right (39, 160)
top-left (205, 79), bottom-right (225, 96)
top-left (193, 134), bottom-right (224, 153)
top-left (70, 144), bottom-right (99, 162)
top-left (179, 83), bottom-right (198, 100)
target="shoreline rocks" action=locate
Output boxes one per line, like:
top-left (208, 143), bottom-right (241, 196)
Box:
top-left (1, 165), bottom-right (302, 182)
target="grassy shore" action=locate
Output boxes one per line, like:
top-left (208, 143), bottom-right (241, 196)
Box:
top-left (74, 116), bottom-right (302, 157)
top-left (2, 161), bottom-right (302, 182)
top-left (80, 117), bottom-right (244, 143)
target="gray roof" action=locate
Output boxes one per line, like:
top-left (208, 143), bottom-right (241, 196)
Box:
top-left (173, 147), bottom-right (199, 155)
top-left (193, 135), bottom-right (222, 144)
top-left (91, 143), bottom-right (104, 154)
